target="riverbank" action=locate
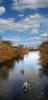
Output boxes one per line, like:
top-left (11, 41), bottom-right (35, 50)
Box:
top-left (39, 41), bottom-right (48, 64)
top-left (0, 41), bottom-right (29, 64)
top-left (0, 40), bottom-right (48, 65)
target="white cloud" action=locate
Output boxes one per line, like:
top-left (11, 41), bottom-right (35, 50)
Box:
top-left (12, 0), bottom-right (48, 10)
top-left (26, 37), bottom-right (41, 42)
top-left (18, 14), bottom-right (24, 17)
top-left (0, 6), bottom-right (6, 15)
top-left (3, 36), bottom-right (21, 46)
top-left (4, 36), bottom-right (20, 42)
top-left (15, 14), bottom-right (41, 33)
top-left (0, 14), bottom-right (48, 34)
top-left (0, 18), bottom-right (16, 32)
top-left (41, 33), bottom-right (48, 39)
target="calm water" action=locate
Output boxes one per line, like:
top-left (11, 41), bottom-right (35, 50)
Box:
top-left (0, 51), bottom-right (48, 100)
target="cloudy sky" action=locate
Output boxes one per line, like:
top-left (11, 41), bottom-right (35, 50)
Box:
top-left (0, 0), bottom-right (48, 47)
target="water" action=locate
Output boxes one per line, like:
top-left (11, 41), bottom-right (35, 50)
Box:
top-left (0, 51), bottom-right (48, 100)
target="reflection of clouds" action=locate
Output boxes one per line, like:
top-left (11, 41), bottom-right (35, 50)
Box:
top-left (8, 51), bottom-right (41, 81)
top-left (24, 51), bottom-right (40, 63)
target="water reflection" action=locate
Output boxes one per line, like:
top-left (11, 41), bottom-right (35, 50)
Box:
top-left (0, 51), bottom-right (48, 100)
top-left (39, 64), bottom-right (48, 78)
top-left (0, 55), bottom-right (24, 80)
top-left (0, 61), bottom-right (15, 80)
top-left (39, 50), bottom-right (48, 77)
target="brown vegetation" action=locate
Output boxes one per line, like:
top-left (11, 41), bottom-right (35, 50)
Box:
top-left (39, 41), bottom-right (48, 64)
top-left (0, 41), bottom-right (29, 64)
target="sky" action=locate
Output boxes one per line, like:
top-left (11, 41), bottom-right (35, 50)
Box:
top-left (0, 0), bottom-right (48, 47)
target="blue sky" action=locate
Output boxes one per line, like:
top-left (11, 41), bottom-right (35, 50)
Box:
top-left (0, 0), bottom-right (48, 47)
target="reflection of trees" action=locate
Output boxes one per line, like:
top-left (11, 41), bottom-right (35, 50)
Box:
top-left (0, 56), bottom-right (25, 80)
top-left (43, 83), bottom-right (48, 100)
top-left (0, 61), bottom-right (15, 80)
top-left (39, 64), bottom-right (48, 77)
top-left (0, 67), bottom-right (8, 80)
top-left (15, 55), bottom-right (24, 62)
